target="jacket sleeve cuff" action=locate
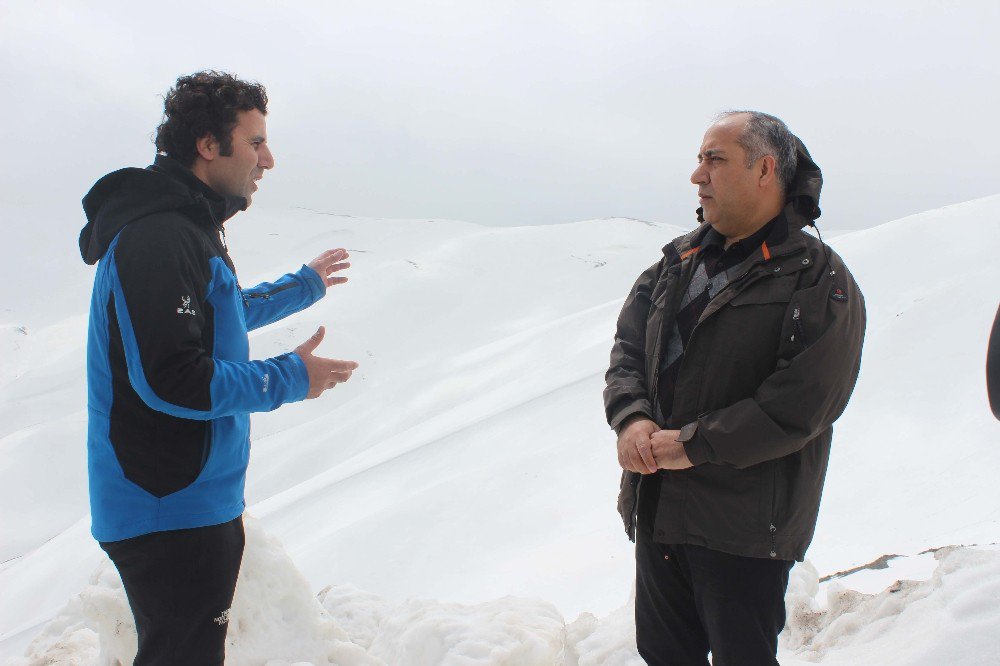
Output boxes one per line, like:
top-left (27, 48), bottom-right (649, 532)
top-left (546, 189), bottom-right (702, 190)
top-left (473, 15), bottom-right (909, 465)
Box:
top-left (299, 264), bottom-right (327, 300)
top-left (680, 422), bottom-right (714, 466)
top-left (278, 351), bottom-right (311, 403)
top-left (610, 403), bottom-right (653, 434)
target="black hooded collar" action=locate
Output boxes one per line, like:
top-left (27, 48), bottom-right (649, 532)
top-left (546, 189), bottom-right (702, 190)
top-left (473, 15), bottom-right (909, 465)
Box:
top-left (79, 154), bottom-right (247, 265)
top-left (148, 154), bottom-right (247, 223)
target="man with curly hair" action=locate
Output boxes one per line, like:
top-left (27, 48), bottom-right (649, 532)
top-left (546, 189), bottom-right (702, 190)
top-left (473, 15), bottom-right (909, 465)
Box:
top-left (79, 71), bottom-right (357, 664)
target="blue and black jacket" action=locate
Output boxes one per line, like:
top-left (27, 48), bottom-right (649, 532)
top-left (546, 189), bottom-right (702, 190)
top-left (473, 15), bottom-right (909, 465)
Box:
top-left (80, 155), bottom-right (325, 542)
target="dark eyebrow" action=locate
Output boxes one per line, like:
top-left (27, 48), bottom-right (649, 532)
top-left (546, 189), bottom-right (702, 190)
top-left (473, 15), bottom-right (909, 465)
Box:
top-left (249, 135), bottom-right (267, 143)
top-left (698, 149), bottom-right (726, 159)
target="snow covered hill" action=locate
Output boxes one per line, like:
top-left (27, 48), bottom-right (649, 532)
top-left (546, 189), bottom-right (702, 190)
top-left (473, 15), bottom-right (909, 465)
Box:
top-left (1, 197), bottom-right (999, 663)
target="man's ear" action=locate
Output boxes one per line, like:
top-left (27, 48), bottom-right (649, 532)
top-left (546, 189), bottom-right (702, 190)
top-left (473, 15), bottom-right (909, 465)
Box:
top-left (758, 155), bottom-right (777, 188)
top-left (195, 133), bottom-right (219, 161)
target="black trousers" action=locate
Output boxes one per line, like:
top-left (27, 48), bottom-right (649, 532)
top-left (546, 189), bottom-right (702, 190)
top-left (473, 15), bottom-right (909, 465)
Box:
top-left (100, 516), bottom-right (245, 666)
top-left (635, 513), bottom-right (792, 665)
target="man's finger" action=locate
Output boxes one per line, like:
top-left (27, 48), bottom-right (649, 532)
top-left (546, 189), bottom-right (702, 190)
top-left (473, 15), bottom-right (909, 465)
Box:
top-left (327, 276), bottom-right (349, 287)
top-left (318, 248), bottom-right (349, 263)
top-left (325, 370), bottom-right (354, 386)
top-left (295, 326), bottom-right (325, 355)
top-left (625, 446), bottom-right (645, 475)
top-left (325, 371), bottom-right (353, 388)
top-left (328, 261), bottom-right (351, 273)
top-left (634, 438), bottom-right (658, 474)
top-left (318, 358), bottom-right (358, 373)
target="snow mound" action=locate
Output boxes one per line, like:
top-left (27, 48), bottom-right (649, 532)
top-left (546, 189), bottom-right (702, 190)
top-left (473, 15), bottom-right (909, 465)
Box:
top-left (9, 518), bottom-right (373, 665)
top-left (320, 588), bottom-right (566, 665)
top-left (565, 599), bottom-right (642, 666)
top-left (10, 519), bottom-right (1000, 665)
top-left (781, 546), bottom-right (1000, 665)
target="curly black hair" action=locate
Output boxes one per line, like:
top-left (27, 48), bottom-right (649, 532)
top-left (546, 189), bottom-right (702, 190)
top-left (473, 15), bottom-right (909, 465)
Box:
top-left (154, 71), bottom-right (268, 167)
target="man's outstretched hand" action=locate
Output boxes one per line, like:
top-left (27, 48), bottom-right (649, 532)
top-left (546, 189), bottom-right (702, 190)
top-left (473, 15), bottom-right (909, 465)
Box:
top-left (293, 326), bottom-right (359, 399)
top-left (308, 249), bottom-right (351, 288)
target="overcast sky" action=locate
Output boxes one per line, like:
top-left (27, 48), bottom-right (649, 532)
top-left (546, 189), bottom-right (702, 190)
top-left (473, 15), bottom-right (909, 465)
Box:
top-left (2, 0), bottom-right (997, 231)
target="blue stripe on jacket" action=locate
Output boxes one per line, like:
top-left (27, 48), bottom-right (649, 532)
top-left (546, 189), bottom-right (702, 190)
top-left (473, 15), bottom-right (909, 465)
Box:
top-left (87, 233), bottom-right (322, 542)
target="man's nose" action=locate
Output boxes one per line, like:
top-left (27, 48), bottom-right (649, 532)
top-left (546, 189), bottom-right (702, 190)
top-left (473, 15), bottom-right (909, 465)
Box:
top-left (691, 163), bottom-right (707, 185)
top-left (259, 144), bottom-right (275, 170)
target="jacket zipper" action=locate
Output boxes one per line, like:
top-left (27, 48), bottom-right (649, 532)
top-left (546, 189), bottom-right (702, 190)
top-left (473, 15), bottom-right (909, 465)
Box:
top-left (791, 304), bottom-right (807, 347)
top-left (630, 475), bottom-right (642, 542)
top-left (768, 463), bottom-right (779, 558)
top-left (245, 283), bottom-right (299, 300)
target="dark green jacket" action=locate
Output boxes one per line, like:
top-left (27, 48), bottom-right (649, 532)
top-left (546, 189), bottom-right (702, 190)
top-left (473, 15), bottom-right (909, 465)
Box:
top-left (604, 142), bottom-right (866, 561)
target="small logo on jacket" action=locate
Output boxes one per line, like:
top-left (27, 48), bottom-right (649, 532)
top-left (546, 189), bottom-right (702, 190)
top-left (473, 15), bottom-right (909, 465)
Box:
top-left (176, 296), bottom-right (197, 316)
top-left (213, 608), bottom-right (231, 626)
top-left (830, 287), bottom-right (848, 302)
top-left (262, 373), bottom-right (270, 393)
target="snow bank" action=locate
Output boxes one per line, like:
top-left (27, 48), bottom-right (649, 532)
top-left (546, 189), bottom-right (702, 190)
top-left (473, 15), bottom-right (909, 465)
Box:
top-left (13, 515), bottom-right (1000, 665)
top-left (10, 519), bottom-right (572, 665)
top-left (5, 514), bottom-right (637, 665)
top-left (9, 519), bottom-right (373, 665)
top-left (565, 600), bottom-right (643, 666)
top-left (781, 546), bottom-right (1000, 665)
top-left (320, 587), bottom-right (566, 664)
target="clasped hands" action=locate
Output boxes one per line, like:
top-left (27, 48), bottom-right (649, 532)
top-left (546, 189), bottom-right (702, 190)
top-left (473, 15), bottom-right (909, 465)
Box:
top-left (617, 416), bottom-right (693, 474)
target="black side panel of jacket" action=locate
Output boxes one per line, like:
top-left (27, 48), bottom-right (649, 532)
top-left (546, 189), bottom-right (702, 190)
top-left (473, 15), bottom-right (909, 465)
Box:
top-left (107, 295), bottom-right (211, 498)
top-left (108, 215), bottom-right (223, 497)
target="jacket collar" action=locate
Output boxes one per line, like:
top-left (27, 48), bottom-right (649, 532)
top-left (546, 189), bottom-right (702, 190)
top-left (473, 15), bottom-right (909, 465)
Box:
top-left (79, 154), bottom-right (248, 265)
top-left (662, 214), bottom-right (810, 280)
top-left (150, 154), bottom-right (247, 228)
top-left (700, 211), bottom-right (789, 256)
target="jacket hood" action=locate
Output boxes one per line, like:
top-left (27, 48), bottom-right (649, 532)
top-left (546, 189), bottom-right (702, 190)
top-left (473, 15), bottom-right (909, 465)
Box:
top-left (79, 155), bottom-right (247, 265)
top-left (696, 134), bottom-right (823, 230)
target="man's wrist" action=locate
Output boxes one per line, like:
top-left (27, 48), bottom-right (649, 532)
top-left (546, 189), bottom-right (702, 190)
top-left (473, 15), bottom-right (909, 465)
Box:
top-left (617, 412), bottom-right (653, 435)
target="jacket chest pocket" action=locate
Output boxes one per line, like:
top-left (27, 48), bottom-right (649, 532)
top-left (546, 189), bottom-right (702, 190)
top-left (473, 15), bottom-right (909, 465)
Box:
top-left (719, 275), bottom-right (797, 359)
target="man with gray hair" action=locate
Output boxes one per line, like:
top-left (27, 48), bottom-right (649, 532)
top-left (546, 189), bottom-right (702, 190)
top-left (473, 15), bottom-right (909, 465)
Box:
top-left (604, 111), bottom-right (865, 664)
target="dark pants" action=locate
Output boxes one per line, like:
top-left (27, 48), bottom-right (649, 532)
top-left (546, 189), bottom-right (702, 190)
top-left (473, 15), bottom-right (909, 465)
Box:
top-left (100, 516), bottom-right (245, 666)
top-left (635, 517), bottom-right (792, 665)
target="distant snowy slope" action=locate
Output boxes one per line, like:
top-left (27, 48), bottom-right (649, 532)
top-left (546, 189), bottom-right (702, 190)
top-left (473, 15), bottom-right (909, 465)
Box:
top-left (2, 197), bottom-right (999, 663)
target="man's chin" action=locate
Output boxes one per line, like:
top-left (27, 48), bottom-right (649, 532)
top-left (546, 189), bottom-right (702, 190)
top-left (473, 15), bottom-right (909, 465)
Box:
top-left (708, 221), bottom-right (736, 238)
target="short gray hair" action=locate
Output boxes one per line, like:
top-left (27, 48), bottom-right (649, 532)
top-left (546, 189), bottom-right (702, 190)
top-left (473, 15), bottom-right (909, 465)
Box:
top-left (716, 110), bottom-right (798, 191)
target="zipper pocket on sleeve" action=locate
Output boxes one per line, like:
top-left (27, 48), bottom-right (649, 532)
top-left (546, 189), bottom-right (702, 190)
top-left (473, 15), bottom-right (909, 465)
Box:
top-left (245, 283), bottom-right (300, 301)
